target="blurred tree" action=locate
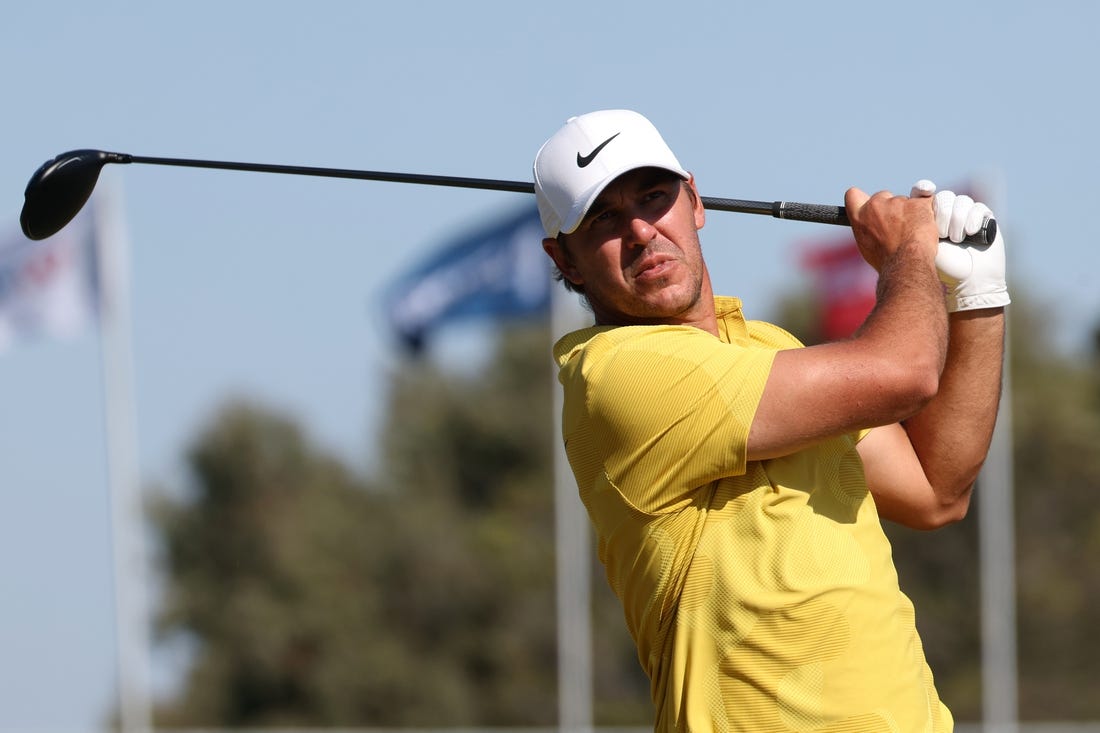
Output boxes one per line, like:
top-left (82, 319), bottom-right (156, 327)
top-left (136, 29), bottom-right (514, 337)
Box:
top-left (1009, 298), bottom-right (1100, 720)
top-left (771, 287), bottom-right (983, 717)
top-left (150, 323), bottom-right (651, 727)
top-left (374, 323), bottom-right (651, 724)
top-left (889, 294), bottom-right (1100, 722)
top-left (150, 290), bottom-right (1100, 727)
top-left (150, 401), bottom-right (396, 725)
top-left (773, 288), bottom-right (1100, 722)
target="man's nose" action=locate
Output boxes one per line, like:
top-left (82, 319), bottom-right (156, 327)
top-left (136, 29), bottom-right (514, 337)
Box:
top-left (625, 214), bottom-right (657, 247)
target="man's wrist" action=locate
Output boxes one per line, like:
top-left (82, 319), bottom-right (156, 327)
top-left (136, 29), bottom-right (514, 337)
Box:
top-left (945, 289), bottom-right (1011, 313)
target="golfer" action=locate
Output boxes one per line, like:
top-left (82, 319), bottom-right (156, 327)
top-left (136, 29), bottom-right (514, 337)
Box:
top-left (534, 109), bottom-right (1008, 731)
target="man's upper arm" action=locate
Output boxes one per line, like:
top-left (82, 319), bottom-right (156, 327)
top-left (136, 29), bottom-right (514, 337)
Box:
top-left (746, 339), bottom-right (938, 462)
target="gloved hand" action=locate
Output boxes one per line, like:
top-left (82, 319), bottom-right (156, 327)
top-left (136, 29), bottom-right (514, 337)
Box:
top-left (911, 179), bottom-right (1010, 312)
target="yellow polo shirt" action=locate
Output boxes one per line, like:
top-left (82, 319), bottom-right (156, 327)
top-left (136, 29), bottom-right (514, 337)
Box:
top-left (553, 296), bottom-right (951, 732)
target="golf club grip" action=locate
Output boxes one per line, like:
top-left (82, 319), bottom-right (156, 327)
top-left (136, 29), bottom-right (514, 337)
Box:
top-left (815, 203), bottom-right (998, 246)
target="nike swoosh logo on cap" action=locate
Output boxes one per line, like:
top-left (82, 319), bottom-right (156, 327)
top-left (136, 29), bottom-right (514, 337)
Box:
top-left (576, 133), bottom-right (620, 168)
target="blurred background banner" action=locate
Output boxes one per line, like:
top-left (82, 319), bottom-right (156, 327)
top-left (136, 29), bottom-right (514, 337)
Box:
top-left (799, 234), bottom-right (876, 342)
top-left (0, 204), bottom-right (99, 351)
top-left (799, 181), bottom-right (986, 343)
top-left (385, 205), bottom-right (550, 352)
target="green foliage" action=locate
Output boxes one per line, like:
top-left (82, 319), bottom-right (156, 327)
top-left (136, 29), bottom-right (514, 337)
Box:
top-left (149, 323), bottom-right (651, 727)
top-left (151, 403), bottom-right (396, 725)
top-left (890, 295), bottom-right (1100, 721)
top-left (149, 292), bottom-right (1100, 727)
top-left (1006, 298), bottom-right (1100, 719)
top-left (774, 289), bottom-right (1100, 721)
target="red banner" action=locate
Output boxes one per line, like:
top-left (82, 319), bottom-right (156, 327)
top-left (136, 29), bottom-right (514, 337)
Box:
top-left (800, 236), bottom-right (876, 342)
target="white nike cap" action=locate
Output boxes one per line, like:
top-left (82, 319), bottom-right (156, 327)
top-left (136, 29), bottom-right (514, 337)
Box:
top-left (532, 109), bottom-right (689, 238)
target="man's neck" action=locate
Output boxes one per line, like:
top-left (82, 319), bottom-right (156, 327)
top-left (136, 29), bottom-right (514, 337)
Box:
top-left (593, 282), bottom-right (719, 336)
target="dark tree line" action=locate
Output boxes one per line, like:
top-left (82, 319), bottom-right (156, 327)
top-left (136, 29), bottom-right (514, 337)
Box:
top-left (146, 294), bottom-right (1100, 727)
top-left (149, 325), bottom-right (648, 727)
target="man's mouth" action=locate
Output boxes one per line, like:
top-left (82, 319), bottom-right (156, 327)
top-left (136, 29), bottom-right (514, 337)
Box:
top-left (633, 254), bottom-right (675, 280)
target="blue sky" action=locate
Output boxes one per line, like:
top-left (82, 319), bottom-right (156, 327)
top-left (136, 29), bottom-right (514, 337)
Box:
top-left (2, 1), bottom-right (1098, 729)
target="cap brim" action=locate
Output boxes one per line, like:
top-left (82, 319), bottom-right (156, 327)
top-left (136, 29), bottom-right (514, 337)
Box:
top-left (559, 163), bottom-right (689, 235)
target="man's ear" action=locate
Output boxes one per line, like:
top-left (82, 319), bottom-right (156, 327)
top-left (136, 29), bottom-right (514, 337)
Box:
top-left (687, 174), bottom-right (705, 230)
top-left (543, 237), bottom-right (583, 286)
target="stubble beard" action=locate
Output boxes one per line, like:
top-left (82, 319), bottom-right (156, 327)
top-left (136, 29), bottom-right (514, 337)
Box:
top-left (592, 250), bottom-right (706, 325)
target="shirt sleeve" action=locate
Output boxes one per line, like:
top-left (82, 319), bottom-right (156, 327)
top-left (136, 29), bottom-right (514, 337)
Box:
top-left (581, 326), bottom-right (776, 514)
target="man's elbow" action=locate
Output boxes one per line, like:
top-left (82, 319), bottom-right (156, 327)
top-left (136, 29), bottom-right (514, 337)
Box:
top-left (880, 358), bottom-right (941, 422)
top-left (911, 489), bottom-right (973, 530)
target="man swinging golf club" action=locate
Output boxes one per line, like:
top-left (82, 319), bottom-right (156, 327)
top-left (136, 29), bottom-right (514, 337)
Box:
top-left (536, 109), bottom-right (1008, 731)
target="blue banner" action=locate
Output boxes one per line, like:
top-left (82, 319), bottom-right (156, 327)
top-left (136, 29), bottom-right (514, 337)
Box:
top-left (385, 205), bottom-right (550, 350)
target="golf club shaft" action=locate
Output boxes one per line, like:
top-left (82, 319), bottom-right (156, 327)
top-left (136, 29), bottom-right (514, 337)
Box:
top-left (123, 154), bottom-right (995, 243)
top-left (125, 154), bottom-right (537, 195)
top-left (128, 153), bottom-right (790, 218)
top-left (28, 150), bottom-right (995, 245)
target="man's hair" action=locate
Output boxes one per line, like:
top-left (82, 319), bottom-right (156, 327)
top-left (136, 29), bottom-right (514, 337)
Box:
top-left (551, 232), bottom-right (585, 294)
top-left (550, 178), bottom-right (697, 297)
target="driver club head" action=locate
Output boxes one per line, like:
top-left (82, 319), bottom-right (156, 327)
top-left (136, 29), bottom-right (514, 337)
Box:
top-left (20, 150), bottom-right (126, 241)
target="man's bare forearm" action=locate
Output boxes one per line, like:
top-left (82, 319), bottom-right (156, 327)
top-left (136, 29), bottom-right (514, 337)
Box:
top-left (902, 307), bottom-right (1007, 506)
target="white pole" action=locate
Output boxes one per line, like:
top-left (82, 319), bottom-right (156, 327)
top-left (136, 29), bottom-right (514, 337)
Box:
top-left (552, 284), bottom-right (593, 733)
top-left (978, 174), bottom-right (1018, 733)
top-left (95, 175), bottom-right (154, 733)
top-left (979, 344), bottom-right (1017, 733)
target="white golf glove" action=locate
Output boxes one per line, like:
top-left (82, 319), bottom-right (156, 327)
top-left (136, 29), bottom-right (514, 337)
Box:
top-left (911, 179), bottom-right (1010, 313)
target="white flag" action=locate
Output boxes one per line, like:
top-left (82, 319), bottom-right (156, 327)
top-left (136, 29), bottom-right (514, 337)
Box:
top-left (0, 204), bottom-right (98, 352)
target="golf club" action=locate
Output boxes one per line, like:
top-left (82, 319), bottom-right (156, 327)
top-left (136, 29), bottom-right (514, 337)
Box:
top-left (20, 148), bottom-right (996, 245)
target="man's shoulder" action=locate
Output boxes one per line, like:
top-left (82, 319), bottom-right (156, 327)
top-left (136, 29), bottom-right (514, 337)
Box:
top-left (553, 323), bottom-right (712, 367)
top-left (746, 319), bottom-right (805, 350)
top-left (550, 295), bottom-right (803, 368)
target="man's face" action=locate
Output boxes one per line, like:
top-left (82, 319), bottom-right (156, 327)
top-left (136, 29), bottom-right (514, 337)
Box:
top-left (543, 168), bottom-right (710, 327)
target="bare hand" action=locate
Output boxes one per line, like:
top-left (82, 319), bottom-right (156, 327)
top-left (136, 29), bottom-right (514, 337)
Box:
top-left (845, 187), bottom-right (939, 272)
